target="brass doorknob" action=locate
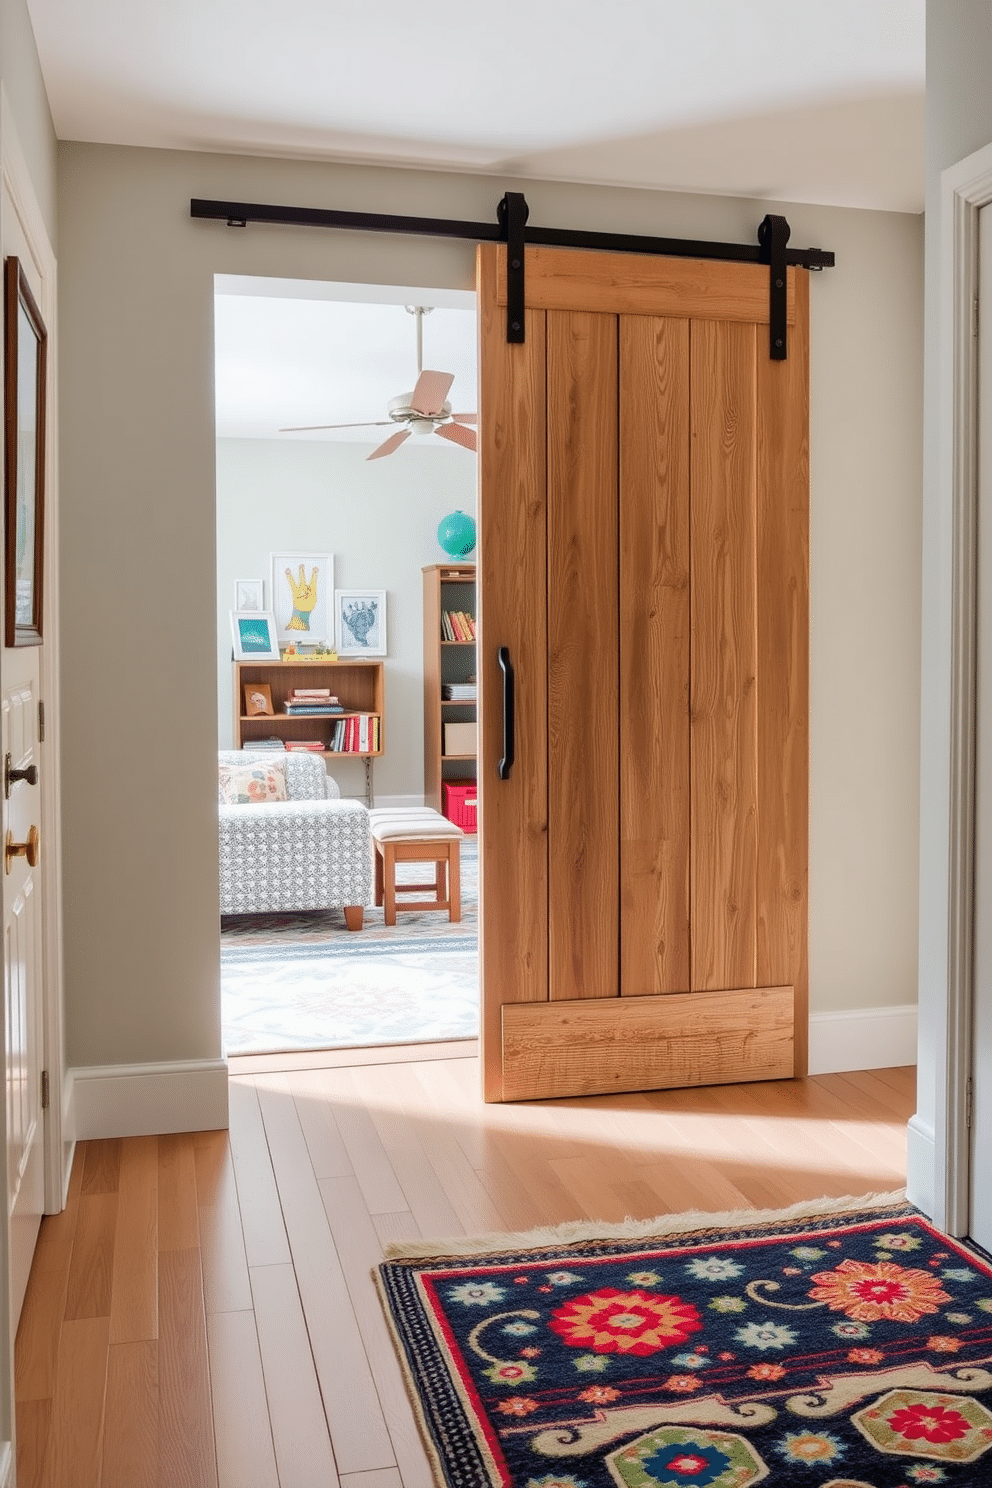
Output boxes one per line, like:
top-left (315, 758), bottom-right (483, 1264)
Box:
top-left (5, 825), bottom-right (39, 873)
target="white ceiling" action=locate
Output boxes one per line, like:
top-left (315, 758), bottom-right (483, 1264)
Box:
top-left (28, 0), bottom-right (924, 212)
top-left (214, 279), bottom-right (478, 444)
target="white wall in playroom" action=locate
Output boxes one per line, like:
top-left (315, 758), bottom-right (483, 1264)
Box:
top-left (216, 436), bottom-right (477, 803)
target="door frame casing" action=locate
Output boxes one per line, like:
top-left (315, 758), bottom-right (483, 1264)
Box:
top-left (919, 139), bottom-right (992, 1236)
top-left (0, 87), bottom-right (67, 1213)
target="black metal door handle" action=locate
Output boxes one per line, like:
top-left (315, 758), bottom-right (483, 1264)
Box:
top-left (497, 647), bottom-right (515, 779)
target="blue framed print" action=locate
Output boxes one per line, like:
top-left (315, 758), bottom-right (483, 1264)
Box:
top-left (230, 609), bottom-right (280, 660)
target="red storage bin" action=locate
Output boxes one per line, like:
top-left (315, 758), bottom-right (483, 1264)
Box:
top-left (442, 779), bottom-right (477, 833)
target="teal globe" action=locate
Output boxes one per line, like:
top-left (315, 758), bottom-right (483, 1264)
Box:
top-left (437, 510), bottom-right (476, 558)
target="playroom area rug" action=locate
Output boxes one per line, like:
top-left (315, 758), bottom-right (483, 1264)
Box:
top-left (376, 1192), bottom-right (992, 1488)
top-left (221, 839), bottom-right (478, 1053)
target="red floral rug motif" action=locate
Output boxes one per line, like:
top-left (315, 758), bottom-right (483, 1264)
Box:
top-left (376, 1196), bottom-right (992, 1488)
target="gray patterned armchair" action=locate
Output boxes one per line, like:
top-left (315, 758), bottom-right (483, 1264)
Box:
top-left (218, 750), bottom-right (372, 926)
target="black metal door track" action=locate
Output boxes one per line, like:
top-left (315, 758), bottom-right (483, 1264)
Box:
top-left (190, 191), bottom-right (834, 360)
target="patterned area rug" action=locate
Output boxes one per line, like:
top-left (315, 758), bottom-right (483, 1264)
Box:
top-left (220, 839), bottom-right (478, 1054)
top-left (376, 1193), bottom-right (992, 1488)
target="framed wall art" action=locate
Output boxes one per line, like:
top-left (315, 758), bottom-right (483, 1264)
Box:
top-left (335, 588), bottom-right (387, 656)
top-left (234, 578), bottom-right (265, 611)
top-left (4, 256), bottom-right (47, 648)
top-left (270, 551), bottom-right (332, 645)
top-left (230, 609), bottom-right (281, 660)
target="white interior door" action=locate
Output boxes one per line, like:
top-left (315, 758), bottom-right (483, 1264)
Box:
top-left (973, 204), bottom-right (992, 1251)
top-left (1, 166), bottom-right (47, 1323)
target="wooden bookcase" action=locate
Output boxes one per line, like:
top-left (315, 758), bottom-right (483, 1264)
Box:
top-left (233, 658), bottom-right (384, 757)
top-left (423, 564), bottom-right (476, 813)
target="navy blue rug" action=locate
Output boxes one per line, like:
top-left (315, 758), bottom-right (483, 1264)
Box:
top-left (377, 1194), bottom-right (992, 1488)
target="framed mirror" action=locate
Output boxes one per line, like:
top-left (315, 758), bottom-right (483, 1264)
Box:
top-left (4, 256), bottom-right (47, 647)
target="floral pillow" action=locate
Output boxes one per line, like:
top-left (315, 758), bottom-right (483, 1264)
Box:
top-left (218, 761), bottom-right (288, 805)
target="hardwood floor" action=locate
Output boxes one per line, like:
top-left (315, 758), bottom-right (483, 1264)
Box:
top-left (14, 1053), bottom-right (915, 1487)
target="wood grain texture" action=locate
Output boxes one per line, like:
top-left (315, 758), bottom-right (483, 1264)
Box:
top-left (157, 1134), bottom-right (199, 1253)
top-left (619, 314), bottom-right (691, 995)
top-left (248, 1263), bottom-right (341, 1487)
top-left (226, 1079), bottom-right (291, 1267)
top-left (110, 1136), bottom-right (158, 1343)
top-left (756, 269), bottom-right (810, 1076)
top-left (44, 1317), bottom-right (110, 1488)
top-left (195, 1132), bottom-right (253, 1316)
top-left (15, 1237), bottom-right (73, 1401)
top-left (81, 1139), bottom-right (122, 1196)
top-left (502, 986), bottom-right (794, 1100)
top-left (477, 243), bottom-right (549, 1100)
top-left (206, 1309), bottom-right (280, 1488)
top-left (690, 318), bottom-right (759, 992)
top-left (65, 1192), bottom-right (117, 1321)
top-left (253, 1075), bottom-right (395, 1475)
top-left (16, 1397), bottom-right (50, 1488)
top-left (101, 1340), bottom-right (158, 1488)
top-left (496, 246), bottom-right (797, 324)
top-left (319, 1173), bottom-right (433, 1488)
top-left (157, 1248), bottom-right (217, 1488)
top-left (547, 308), bottom-right (620, 1001)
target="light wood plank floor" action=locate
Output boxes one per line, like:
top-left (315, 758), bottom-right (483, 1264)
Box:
top-left (15, 1053), bottom-right (915, 1487)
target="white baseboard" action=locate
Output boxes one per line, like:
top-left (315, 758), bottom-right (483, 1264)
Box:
top-left (906, 1113), bottom-right (936, 1219)
top-left (68, 1059), bottom-right (229, 1139)
top-left (366, 792), bottom-right (426, 809)
top-left (0, 1441), bottom-right (11, 1488)
top-left (807, 1003), bottom-right (918, 1076)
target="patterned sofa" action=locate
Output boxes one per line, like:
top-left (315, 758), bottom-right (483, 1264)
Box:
top-left (218, 750), bottom-right (372, 925)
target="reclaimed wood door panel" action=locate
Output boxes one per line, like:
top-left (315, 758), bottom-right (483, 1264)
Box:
top-left (477, 247), bottom-right (549, 1102)
top-left (501, 985), bottom-right (794, 1101)
top-left (756, 270), bottom-right (810, 1074)
top-left (690, 319), bottom-right (759, 993)
top-left (477, 241), bottom-right (808, 1102)
top-left (547, 310), bottom-right (620, 1001)
top-left (495, 245), bottom-right (797, 325)
top-left (619, 315), bottom-right (691, 996)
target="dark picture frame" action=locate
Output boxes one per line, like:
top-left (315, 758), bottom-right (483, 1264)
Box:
top-left (4, 256), bottom-right (47, 647)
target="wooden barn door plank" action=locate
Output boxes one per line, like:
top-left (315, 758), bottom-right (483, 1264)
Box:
top-left (547, 310), bottom-right (620, 1001)
top-left (690, 319), bottom-right (759, 992)
top-left (756, 269), bottom-right (810, 1074)
top-left (619, 315), bottom-right (691, 995)
top-left (477, 245), bottom-right (549, 1101)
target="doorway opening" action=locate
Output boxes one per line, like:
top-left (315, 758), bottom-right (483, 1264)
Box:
top-left (213, 274), bottom-right (479, 1057)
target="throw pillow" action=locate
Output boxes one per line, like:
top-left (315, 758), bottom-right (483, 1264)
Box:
top-left (218, 760), bottom-right (288, 805)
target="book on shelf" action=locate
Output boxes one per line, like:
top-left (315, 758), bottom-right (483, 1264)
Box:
top-left (441, 610), bottom-right (476, 641)
top-left (283, 704), bottom-right (345, 714)
top-left (288, 689), bottom-right (338, 701)
top-left (245, 737), bottom-right (286, 750)
top-left (330, 714), bottom-right (380, 753)
top-left (441, 683), bottom-right (477, 701)
top-left (285, 740), bottom-right (326, 752)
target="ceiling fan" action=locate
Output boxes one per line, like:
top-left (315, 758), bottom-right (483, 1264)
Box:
top-left (280, 304), bottom-right (477, 460)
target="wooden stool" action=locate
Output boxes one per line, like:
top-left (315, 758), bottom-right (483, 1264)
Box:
top-left (368, 809), bottom-right (464, 926)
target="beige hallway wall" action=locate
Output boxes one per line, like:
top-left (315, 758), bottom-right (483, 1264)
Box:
top-left (57, 143), bottom-right (923, 1071)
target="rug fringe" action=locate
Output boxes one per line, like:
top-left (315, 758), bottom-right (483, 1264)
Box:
top-left (379, 1188), bottom-right (909, 1262)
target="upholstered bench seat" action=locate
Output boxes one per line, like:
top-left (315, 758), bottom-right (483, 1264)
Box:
top-left (368, 807), bottom-right (464, 925)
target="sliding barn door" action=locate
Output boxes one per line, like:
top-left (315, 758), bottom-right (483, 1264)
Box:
top-left (477, 244), bottom-right (808, 1104)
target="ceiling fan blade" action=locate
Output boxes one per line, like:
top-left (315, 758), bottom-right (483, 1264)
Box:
top-left (279, 419), bottom-right (394, 432)
top-left (367, 429), bottom-right (412, 461)
top-left (410, 369), bottom-right (454, 416)
top-left (451, 412), bottom-right (477, 423)
top-left (435, 422), bottom-right (477, 453)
